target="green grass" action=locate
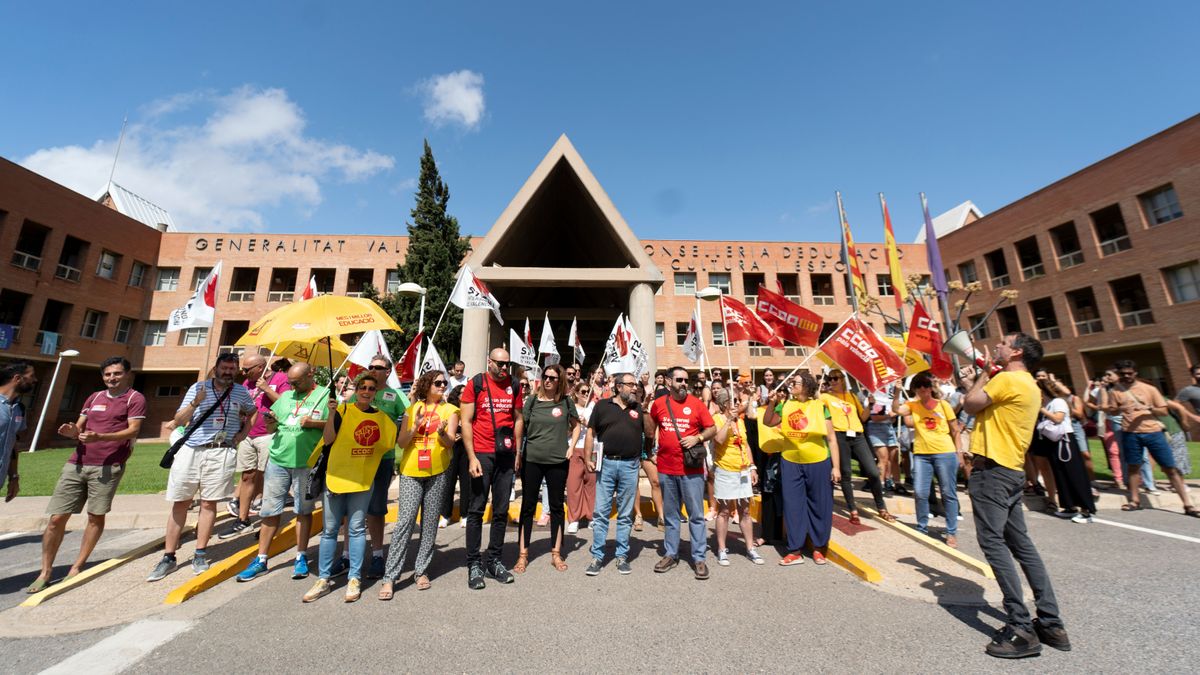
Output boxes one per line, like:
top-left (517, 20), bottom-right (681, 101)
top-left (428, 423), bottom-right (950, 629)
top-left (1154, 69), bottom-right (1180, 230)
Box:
top-left (15, 444), bottom-right (171, 496)
top-left (1087, 439), bottom-right (1199, 481)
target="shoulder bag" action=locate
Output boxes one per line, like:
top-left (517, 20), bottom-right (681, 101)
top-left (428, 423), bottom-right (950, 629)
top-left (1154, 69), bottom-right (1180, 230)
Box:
top-left (159, 383), bottom-right (233, 469)
top-left (663, 395), bottom-right (705, 469)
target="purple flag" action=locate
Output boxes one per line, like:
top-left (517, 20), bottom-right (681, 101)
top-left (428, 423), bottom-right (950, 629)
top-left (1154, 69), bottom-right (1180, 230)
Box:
top-left (921, 193), bottom-right (948, 295)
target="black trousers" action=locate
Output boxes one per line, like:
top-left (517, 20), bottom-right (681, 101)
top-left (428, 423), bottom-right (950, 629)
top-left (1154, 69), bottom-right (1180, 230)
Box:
top-left (836, 431), bottom-right (886, 511)
top-left (440, 439), bottom-right (471, 520)
top-left (465, 452), bottom-right (515, 566)
top-left (1048, 433), bottom-right (1096, 513)
top-left (518, 459), bottom-right (569, 550)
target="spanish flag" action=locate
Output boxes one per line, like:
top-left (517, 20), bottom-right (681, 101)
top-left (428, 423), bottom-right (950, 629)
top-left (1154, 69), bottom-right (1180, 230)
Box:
top-left (836, 192), bottom-right (869, 309)
top-left (880, 193), bottom-right (908, 311)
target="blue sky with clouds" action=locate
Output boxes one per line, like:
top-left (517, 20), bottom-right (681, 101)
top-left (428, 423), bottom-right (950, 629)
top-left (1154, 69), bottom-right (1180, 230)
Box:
top-left (3, 2), bottom-right (1198, 242)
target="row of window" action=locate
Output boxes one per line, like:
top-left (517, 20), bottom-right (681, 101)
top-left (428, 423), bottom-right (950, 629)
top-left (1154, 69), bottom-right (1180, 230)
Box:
top-left (152, 266), bottom-right (404, 300)
top-left (668, 270), bottom-right (926, 305)
top-left (9, 222), bottom-right (152, 288)
top-left (953, 184), bottom-right (1184, 290)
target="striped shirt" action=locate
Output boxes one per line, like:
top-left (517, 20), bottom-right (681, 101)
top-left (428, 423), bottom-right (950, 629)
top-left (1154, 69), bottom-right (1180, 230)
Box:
top-left (177, 380), bottom-right (256, 446)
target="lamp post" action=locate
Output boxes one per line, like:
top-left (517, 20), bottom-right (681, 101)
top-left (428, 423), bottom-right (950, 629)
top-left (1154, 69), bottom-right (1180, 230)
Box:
top-left (28, 349), bottom-right (80, 452)
top-left (695, 286), bottom-right (723, 378)
top-left (396, 282), bottom-right (427, 376)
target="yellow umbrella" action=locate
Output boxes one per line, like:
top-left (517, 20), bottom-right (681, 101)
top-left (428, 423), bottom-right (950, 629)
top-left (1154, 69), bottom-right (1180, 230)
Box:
top-left (236, 295), bottom-right (401, 346)
top-left (883, 336), bottom-right (930, 377)
top-left (271, 337), bottom-right (352, 367)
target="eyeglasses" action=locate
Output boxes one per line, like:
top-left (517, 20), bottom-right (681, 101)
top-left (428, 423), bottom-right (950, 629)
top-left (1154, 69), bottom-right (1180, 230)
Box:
top-left (432, 380), bottom-right (447, 387)
top-left (617, 381), bottom-right (636, 387)
top-left (369, 365), bottom-right (389, 371)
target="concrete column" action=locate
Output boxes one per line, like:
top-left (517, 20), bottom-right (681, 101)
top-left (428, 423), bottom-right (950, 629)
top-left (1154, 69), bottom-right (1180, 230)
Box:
top-left (629, 282), bottom-right (656, 377)
top-left (461, 308), bottom-right (491, 377)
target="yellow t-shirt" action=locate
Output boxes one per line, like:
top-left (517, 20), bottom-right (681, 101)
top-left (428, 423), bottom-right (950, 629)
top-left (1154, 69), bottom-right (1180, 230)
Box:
top-left (778, 399), bottom-right (832, 465)
top-left (909, 398), bottom-right (957, 455)
top-left (970, 371), bottom-right (1039, 471)
top-left (712, 413), bottom-right (753, 472)
top-left (399, 401), bottom-right (458, 478)
top-left (821, 392), bottom-right (864, 433)
top-left (326, 404), bottom-right (398, 493)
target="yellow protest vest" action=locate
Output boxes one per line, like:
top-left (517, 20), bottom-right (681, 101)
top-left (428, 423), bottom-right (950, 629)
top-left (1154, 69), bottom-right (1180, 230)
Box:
top-left (764, 398), bottom-right (830, 465)
top-left (325, 404), bottom-right (397, 494)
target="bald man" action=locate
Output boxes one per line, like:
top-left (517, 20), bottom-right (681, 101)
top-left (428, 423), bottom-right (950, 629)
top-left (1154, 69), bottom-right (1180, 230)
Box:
top-left (460, 348), bottom-right (525, 589)
top-left (236, 364), bottom-right (330, 581)
top-left (221, 353), bottom-right (290, 539)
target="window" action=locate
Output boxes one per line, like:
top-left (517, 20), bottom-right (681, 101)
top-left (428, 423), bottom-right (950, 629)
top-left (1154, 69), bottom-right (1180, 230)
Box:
top-left (777, 274), bottom-right (800, 303)
top-left (1014, 237), bottom-right (1044, 280)
top-left (673, 272), bottom-right (696, 295)
top-left (1109, 275), bottom-right (1154, 327)
top-left (1163, 261), bottom-right (1200, 304)
top-left (1139, 184), bottom-right (1183, 226)
top-left (56, 236), bottom-right (88, 282)
top-left (655, 322), bottom-right (665, 347)
top-left (192, 267), bottom-right (212, 291)
top-left (884, 322), bottom-right (903, 338)
top-left (969, 314), bottom-right (990, 340)
top-left (59, 383), bottom-right (78, 413)
top-left (876, 274), bottom-right (893, 297)
top-left (0, 290), bottom-right (31, 337)
top-left (819, 323), bottom-right (838, 343)
top-left (997, 306), bottom-right (1021, 334)
top-left (81, 309), bottom-right (105, 339)
top-left (157, 385), bottom-right (184, 398)
top-left (228, 267), bottom-right (256, 301)
top-left (1029, 298), bottom-right (1060, 341)
top-left (181, 327), bottom-right (208, 346)
top-left (346, 269), bottom-right (374, 297)
top-left (675, 322), bottom-right (690, 346)
top-left (143, 321), bottom-right (167, 346)
top-left (96, 250), bottom-right (120, 279)
top-left (129, 261), bottom-right (147, 287)
top-left (386, 270), bottom-right (401, 294)
top-left (114, 317), bottom-right (134, 344)
top-left (1066, 288), bottom-right (1103, 335)
top-left (1091, 204), bottom-right (1131, 256)
top-left (711, 322), bottom-right (725, 347)
top-left (811, 274), bottom-right (835, 305)
top-left (743, 273), bottom-right (764, 305)
top-left (268, 267), bottom-right (298, 302)
top-left (958, 261), bottom-right (978, 284)
top-left (155, 267), bottom-right (180, 291)
top-left (708, 273), bottom-right (732, 294)
top-left (11, 220), bottom-right (50, 271)
top-left (1049, 222), bottom-right (1084, 269)
top-left (984, 249), bottom-right (1010, 288)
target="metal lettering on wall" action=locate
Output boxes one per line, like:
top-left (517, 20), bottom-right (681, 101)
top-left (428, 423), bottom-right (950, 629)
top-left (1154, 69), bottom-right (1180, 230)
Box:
top-left (192, 238), bottom-right (407, 255)
top-left (641, 243), bottom-right (903, 273)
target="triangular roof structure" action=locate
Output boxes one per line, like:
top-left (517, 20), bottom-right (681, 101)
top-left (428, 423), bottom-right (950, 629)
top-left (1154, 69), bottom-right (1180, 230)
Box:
top-left (94, 182), bottom-right (176, 231)
top-left (913, 200), bottom-right (983, 243)
top-left (467, 134), bottom-right (662, 286)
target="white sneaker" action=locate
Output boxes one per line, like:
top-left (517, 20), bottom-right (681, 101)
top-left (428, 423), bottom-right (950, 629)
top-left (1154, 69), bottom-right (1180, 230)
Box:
top-left (717, 548), bottom-right (730, 566)
top-left (1070, 513), bottom-right (1093, 524)
top-left (459, 518), bottom-right (467, 528)
top-left (566, 521), bottom-right (580, 534)
top-left (438, 516), bottom-right (449, 529)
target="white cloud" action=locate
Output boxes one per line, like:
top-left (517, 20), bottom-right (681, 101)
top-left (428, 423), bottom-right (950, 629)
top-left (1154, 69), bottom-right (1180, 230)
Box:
top-left (419, 70), bottom-right (485, 130)
top-left (20, 87), bottom-right (394, 232)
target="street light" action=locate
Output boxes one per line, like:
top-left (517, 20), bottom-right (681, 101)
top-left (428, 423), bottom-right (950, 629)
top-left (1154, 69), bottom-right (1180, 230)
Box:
top-left (28, 349), bottom-right (80, 453)
top-left (396, 282), bottom-right (427, 376)
top-left (694, 286), bottom-right (723, 377)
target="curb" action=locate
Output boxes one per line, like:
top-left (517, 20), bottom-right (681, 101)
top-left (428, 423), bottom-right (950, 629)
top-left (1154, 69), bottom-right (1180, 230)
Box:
top-left (826, 539), bottom-right (882, 583)
top-left (854, 503), bottom-right (995, 580)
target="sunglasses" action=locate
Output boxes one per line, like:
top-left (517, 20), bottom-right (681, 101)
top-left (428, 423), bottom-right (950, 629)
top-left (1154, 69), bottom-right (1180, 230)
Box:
top-left (578, 389), bottom-right (591, 395)
top-left (369, 365), bottom-right (390, 371)
top-left (826, 375), bottom-right (843, 381)
top-left (432, 380), bottom-right (447, 387)
top-left (674, 377), bottom-right (689, 383)
top-left (544, 375), bottom-right (559, 382)
top-left (490, 359), bottom-right (512, 369)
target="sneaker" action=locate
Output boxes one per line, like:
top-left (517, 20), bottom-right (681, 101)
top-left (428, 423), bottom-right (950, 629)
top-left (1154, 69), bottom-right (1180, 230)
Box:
top-left (985, 625), bottom-right (1042, 659)
top-left (945, 535), bottom-right (958, 549)
top-left (192, 552), bottom-right (211, 575)
top-left (236, 557), bottom-right (269, 582)
top-left (459, 518), bottom-right (467, 529)
top-left (146, 554), bottom-right (176, 582)
top-left (1053, 509), bottom-right (1075, 519)
top-left (779, 552), bottom-right (806, 566)
top-left (566, 521), bottom-right (580, 535)
top-left (536, 514), bottom-right (550, 527)
top-left (226, 499), bottom-right (240, 518)
top-left (249, 497), bottom-right (262, 516)
top-left (693, 561), bottom-right (710, 580)
top-left (302, 578), bottom-right (332, 603)
top-left (438, 516), bottom-right (449, 529)
top-left (468, 563), bottom-right (486, 590)
top-left (717, 548), bottom-right (730, 566)
top-left (485, 560), bottom-right (515, 584)
top-left (217, 518), bottom-right (256, 540)
top-left (367, 556), bottom-right (385, 579)
top-left (344, 577), bottom-right (361, 603)
top-left (812, 550), bottom-right (828, 565)
top-left (1033, 618), bottom-right (1072, 651)
top-left (331, 557), bottom-right (349, 578)
top-left (747, 549), bottom-right (765, 565)
top-left (292, 555), bottom-right (310, 579)
top-left (585, 558), bottom-right (604, 576)
top-left (894, 483), bottom-right (911, 496)
top-left (653, 556), bottom-right (678, 573)
top-left (1070, 512), bottom-right (1093, 524)
top-left (616, 557), bottom-right (632, 575)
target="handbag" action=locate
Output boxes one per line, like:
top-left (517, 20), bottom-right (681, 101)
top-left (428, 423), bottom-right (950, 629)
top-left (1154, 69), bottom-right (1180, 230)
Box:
top-left (159, 383), bottom-right (233, 469)
top-left (306, 402), bottom-right (342, 500)
top-left (663, 396), bottom-right (705, 469)
top-left (475, 374), bottom-right (516, 454)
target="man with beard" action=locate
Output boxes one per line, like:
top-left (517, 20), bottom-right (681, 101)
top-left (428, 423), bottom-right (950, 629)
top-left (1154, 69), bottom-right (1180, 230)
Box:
top-left (1, 361), bottom-right (37, 503)
top-left (584, 372), bottom-right (644, 576)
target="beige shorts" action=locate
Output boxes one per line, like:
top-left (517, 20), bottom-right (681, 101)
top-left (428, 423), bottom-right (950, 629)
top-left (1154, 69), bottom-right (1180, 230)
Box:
top-left (165, 444), bottom-right (236, 503)
top-left (47, 463), bottom-right (126, 516)
top-left (235, 434), bottom-right (273, 473)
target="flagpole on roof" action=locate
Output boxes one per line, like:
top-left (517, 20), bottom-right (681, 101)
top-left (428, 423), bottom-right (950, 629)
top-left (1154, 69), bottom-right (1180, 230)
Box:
top-left (106, 114), bottom-right (128, 195)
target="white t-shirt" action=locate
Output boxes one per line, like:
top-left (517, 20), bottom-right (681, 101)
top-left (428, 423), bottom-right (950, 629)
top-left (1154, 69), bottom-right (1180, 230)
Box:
top-left (574, 401), bottom-right (594, 449)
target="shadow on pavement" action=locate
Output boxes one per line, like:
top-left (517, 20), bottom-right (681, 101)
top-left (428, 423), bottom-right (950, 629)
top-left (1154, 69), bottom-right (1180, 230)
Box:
top-left (898, 555), bottom-right (1006, 638)
top-left (0, 534), bottom-right (41, 551)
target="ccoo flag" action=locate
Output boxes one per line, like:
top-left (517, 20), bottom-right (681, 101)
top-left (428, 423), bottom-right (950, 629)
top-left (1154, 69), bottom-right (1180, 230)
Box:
top-left (720, 295), bottom-right (783, 348)
top-left (755, 284), bottom-right (822, 347)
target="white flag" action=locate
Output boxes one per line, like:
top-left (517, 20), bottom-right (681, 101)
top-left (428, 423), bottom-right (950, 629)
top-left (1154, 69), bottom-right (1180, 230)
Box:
top-left (601, 314), bottom-right (640, 376)
top-left (509, 328), bottom-right (539, 370)
top-left (449, 266), bottom-right (503, 324)
top-left (300, 275), bottom-right (318, 300)
top-left (623, 315), bottom-right (649, 378)
top-left (167, 261), bottom-right (221, 332)
top-left (347, 330), bottom-right (402, 389)
top-left (538, 312), bottom-right (559, 360)
top-left (682, 308), bottom-right (704, 364)
top-left (418, 341), bottom-right (449, 379)
top-left (568, 317), bottom-right (585, 365)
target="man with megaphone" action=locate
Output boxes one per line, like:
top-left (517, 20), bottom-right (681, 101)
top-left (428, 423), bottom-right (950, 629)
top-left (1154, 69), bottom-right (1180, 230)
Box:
top-left (960, 332), bottom-right (1070, 659)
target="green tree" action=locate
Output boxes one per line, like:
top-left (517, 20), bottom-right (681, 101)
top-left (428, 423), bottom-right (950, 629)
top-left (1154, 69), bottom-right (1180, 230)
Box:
top-left (365, 140), bottom-right (472, 362)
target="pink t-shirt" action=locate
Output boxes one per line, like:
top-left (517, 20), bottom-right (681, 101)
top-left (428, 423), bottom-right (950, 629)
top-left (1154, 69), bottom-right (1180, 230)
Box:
top-left (244, 371), bottom-right (291, 438)
top-left (70, 389), bottom-right (146, 466)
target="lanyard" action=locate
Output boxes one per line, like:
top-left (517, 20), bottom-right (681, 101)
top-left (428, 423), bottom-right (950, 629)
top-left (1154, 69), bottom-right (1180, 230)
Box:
top-left (291, 388), bottom-right (318, 421)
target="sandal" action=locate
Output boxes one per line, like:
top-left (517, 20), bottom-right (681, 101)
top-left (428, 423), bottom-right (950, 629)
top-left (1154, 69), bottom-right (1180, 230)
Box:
top-left (1184, 507), bottom-right (1200, 519)
top-left (415, 575), bottom-right (431, 590)
top-left (1121, 502), bottom-right (1141, 512)
top-left (25, 577), bottom-right (49, 594)
top-left (377, 581), bottom-right (394, 601)
top-left (550, 549), bottom-right (568, 572)
top-left (633, 515), bottom-right (644, 532)
top-left (877, 510), bottom-right (896, 523)
top-left (513, 550), bottom-right (528, 574)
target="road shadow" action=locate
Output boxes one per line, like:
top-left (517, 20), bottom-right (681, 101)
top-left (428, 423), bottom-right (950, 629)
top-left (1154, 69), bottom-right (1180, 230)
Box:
top-left (0, 533), bottom-right (41, 551)
top-left (897, 555), bottom-right (1006, 638)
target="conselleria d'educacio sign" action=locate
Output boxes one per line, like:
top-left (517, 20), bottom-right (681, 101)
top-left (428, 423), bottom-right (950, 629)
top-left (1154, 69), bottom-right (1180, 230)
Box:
top-left (642, 242), bottom-right (906, 273)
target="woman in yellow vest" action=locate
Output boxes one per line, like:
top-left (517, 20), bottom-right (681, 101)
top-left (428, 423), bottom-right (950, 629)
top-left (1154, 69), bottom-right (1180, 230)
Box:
top-left (893, 372), bottom-right (962, 548)
top-left (711, 388), bottom-right (764, 566)
top-left (762, 372), bottom-right (841, 566)
top-left (820, 369), bottom-right (894, 525)
top-left (379, 370), bottom-right (459, 598)
top-left (303, 373), bottom-right (397, 604)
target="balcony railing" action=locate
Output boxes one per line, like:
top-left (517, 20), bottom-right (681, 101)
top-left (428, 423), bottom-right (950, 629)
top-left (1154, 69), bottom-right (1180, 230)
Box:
top-left (1057, 251), bottom-right (1084, 269)
top-left (11, 251), bottom-right (41, 271)
top-left (228, 291), bottom-right (255, 302)
top-left (748, 346), bottom-right (771, 357)
top-left (346, 291), bottom-right (365, 298)
top-left (34, 330), bottom-right (59, 347)
top-left (55, 263), bottom-right (82, 282)
top-left (1035, 326), bottom-right (1061, 341)
top-left (812, 295), bottom-right (835, 306)
top-left (1021, 263), bottom-right (1044, 280)
top-left (267, 291), bottom-right (294, 302)
top-left (1099, 236), bottom-right (1131, 256)
top-left (990, 274), bottom-right (1010, 288)
top-left (785, 346), bottom-right (805, 357)
top-left (744, 295), bottom-right (757, 306)
top-left (1074, 318), bottom-right (1103, 335)
top-left (1119, 309), bottom-right (1154, 327)
top-left (218, 344), bottom-right (247, 356)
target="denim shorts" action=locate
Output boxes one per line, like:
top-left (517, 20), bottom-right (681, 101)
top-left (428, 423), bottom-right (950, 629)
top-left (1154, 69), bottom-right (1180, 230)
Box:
top-left (259, 461), bottom-right (316, 517)
top-left (866, 422), bottom-right (898, 448)
top-left (367, 458), bottom-right (395, 516)
top-left (1121, 431), bottom-right (1176, 470)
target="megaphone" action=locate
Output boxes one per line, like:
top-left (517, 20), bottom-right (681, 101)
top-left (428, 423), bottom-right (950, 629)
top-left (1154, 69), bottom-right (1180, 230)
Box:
top-left (943, 331), bottom-right (1001, 376)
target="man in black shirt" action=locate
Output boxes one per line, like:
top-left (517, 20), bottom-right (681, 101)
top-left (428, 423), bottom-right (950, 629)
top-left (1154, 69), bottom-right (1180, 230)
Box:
top-left (584, 372), bottom-right (643, 576)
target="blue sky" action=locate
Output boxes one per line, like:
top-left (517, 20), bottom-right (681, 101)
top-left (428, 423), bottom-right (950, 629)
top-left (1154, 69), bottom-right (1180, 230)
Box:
top-left (3, 2), bottom-right (1198, 243)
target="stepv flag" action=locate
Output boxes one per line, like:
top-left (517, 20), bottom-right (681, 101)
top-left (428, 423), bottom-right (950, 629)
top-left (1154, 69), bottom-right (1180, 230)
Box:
top-left (347, 329), bottom-right (404, 388)
top-left (509, 328), bottom-right (539, 370)
top-left (720, 295), bottom-right (783, 348)
top-left (622, 315), bottom-right (649, 378)
top-left (168, 261), bottom-right (221, 332)
top-left (755, 284), bottom-right (821, 347)
top-left (681, 308), bottom-right (704, 364)
top-left (819, 316), bottom-right (905, 391)
top-left (880, 193), bottom-right (908, 311)
top-left (418, 341), bottom-right (449, 379)
top-left (567, 317), bottom-right (585, 365)
top-left (601, 314), bottom-right (637, 375)
top-left (449, 266), bottom-right (504, 324)
top-left (836, 192), bottom-right (869, 309)
top-left (300, 275), bottom-right (318, 301)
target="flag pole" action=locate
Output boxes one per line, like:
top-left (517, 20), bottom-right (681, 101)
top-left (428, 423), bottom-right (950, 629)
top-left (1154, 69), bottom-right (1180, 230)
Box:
top-left (693, 296), bottom-right (712, 379)
top-left (720, 298), bottom-right (734, 377)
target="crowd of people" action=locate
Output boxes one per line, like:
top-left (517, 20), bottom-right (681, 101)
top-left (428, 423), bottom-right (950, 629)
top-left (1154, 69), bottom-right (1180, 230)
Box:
top-left (2, 333), bottom-right (1198, 657)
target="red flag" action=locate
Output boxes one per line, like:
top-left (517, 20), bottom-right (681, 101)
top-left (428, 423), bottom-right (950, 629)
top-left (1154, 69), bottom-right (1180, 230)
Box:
top-left (720, 295), bottom-right (783, 348)
top-left (300, 275), bottom-right (318, 300)
top-left (755, 284), bottom-right (822, 347)
top-left (907, 301), bottom-right (954, 379)
top-left (396, 331), bottom-right (424, 382)
top-left (819, 317), bottom-right (905, 390)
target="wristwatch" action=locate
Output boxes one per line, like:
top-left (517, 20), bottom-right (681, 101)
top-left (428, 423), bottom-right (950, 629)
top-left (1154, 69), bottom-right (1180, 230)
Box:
top-left (7, 474), bottom-right (16, 481)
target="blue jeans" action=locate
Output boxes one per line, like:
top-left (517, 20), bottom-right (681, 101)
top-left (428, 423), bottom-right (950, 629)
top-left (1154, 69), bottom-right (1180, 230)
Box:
top-left (1071, 420), bottom-right (1089, 457)
top-left (912, 452), bottom-right (959, 535)
top-left (660, 473), bottom-right (707, 562)
top-left (590, 457), bottom-right (639, 561)
top-left (319, 489), bottom-right (370, 580)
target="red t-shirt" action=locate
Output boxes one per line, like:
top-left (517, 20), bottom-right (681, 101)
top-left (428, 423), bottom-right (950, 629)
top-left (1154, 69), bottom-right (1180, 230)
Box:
top-left (650, 394), bottom-right (714, 476)
top-left (462, 374), bottom-right (523, 454)
top-left (70, 389), bottom-right (146, 466)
